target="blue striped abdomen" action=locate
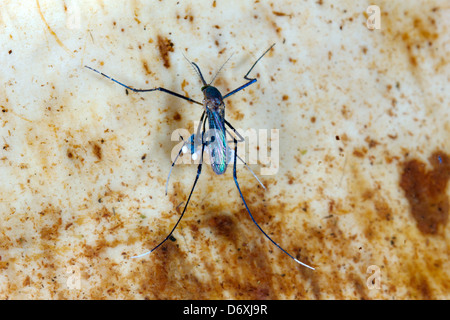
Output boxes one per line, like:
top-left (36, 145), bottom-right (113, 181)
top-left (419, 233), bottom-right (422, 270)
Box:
top-left (206, 109), bottom-right (228, 175)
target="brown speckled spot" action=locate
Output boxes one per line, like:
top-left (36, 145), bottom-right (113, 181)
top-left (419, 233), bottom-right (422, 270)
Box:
top-left (39, 205), bottom-right (63, 242)
top-left (91, 142), bottom-right (102, 160)
top-left (400, 151), bottom-right (449, 234)
top-left (157, 35), bottom-right (174, 69)
top-left (142, 61), bottom-right (152, 75)
top-left (352, 147), bottom-right (367, 158)
top-left (173, 111), bottom-right (181, 121)
top-left (208, 214), bottom-right (236, 242)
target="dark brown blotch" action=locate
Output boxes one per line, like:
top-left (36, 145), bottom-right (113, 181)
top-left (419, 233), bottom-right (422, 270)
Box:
top-left (400, 151), bottom-right (449, 234)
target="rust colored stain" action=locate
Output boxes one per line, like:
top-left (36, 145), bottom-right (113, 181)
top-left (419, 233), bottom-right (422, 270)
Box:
top-left (173, 111), bottom-right (181, 121)
top-left (181, 79), bottom-right (190, 97)
top-left (90, 142), bottom-right (102, 161)
top-left (36, 0), bottom-right (74, 57)
top-left (272, 11), bottom-right (292, 18)
top-left (39, 205), bottom-right (63, 242)
top-left (207, 215), bottom-right (236, 242)
top-left (142, 61), bottom-right (152, 76)
top-left (400, 151), bottom-right (449, 234)
top-left (121, 182), bottom-right (318, 299)
top-left (157, 35), bottom-right (174, 69)
top-left (401, 17), bottom-right (439, 68)
top-left (352, 147), bottom-right (368, 158)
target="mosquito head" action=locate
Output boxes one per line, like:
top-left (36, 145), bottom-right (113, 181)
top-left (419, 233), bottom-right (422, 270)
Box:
top-left (188, 60), bottom-right (223, 110)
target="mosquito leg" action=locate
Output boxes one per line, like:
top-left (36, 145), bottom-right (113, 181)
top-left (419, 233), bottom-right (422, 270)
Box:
top-left (222, 44), bottom-right (275, 100)
top-left (132, 120), bottom-right (207, 259)
top-left (224, 120), bottom-right (265, 189)
top-left (132, 141), bottom-right (206, 259)
top-left (85, 65), bottom-right (203, 106)
top-left (232, 150), bottom-right (266, 190)
top-left (165, 135), bottom-right (189, 196)
top-left (165, 111), bottom-right (207, 195)
top-left (231, 137), bottom-right (314, 270)
top-left (224, 119), bottom-right (244, 143)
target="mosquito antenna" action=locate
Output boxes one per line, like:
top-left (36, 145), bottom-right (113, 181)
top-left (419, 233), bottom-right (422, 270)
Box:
top-left (191, 62), bottom-right (208, 87)
top-left (209, 52), bottom-right (234, 85)
top-left (182, 52), bottom-right (207, 87)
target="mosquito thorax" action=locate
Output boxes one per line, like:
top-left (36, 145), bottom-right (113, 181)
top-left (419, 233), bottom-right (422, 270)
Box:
top-left (202, 85), bottom-right (224, 111)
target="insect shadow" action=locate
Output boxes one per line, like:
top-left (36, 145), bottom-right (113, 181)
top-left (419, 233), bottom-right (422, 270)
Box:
top-left (85, 44), bottom-right (314, 270)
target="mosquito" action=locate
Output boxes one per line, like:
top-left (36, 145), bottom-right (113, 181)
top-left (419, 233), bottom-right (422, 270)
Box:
top-left (85, 44), bottom-right (315, 270)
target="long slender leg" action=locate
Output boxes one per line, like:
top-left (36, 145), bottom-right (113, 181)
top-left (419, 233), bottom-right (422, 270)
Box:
top-left (232, 150), bottom-right (266, 190)
top-left (231, 137), bottom-right (315, 270)
top-left (225, 120), bottom-right (265, 189)
top-left (224, 119), bottom-right (244, 143)
top-left (165, 135), bottom-right (189, 196)
top-left (132, 117), bottom-right (208, 258)
top-left (85, 66), bottom-right (203, 106)
top-left (132, 138), bottom-right (207, 258)
top-left (222, 44), bottom-right (275, 100)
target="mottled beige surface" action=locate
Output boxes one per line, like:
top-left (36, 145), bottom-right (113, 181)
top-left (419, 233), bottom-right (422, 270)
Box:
top-left (0, 0), bottom-right (449, 299)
